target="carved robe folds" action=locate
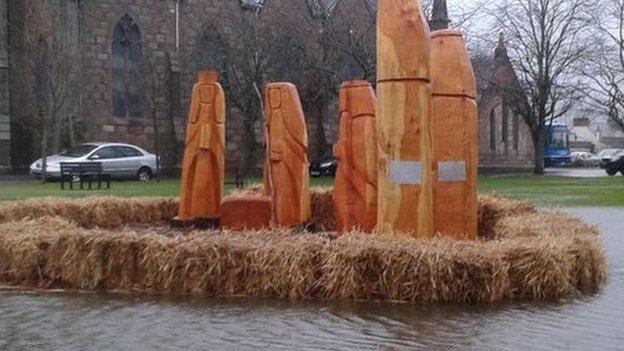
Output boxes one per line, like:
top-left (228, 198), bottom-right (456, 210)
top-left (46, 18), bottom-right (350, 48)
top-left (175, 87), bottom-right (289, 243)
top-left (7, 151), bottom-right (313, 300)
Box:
top-left (431, 29), bottom-right (478, 239)
top-left (176, 71), bottom-right (225, 226)
top-left (376, 0), bottom-right (435, 237)
top-left (333, 81), bottom-right (378, 233)
top-left (263, 83), bottom-right (311, 228)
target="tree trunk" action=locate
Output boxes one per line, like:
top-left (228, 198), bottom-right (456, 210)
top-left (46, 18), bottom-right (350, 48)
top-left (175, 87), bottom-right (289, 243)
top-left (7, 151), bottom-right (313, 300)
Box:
top-left (152, 109), bottom-right (161, 182)
top-left (532, 130), bottom-right (546, 175)
top-left (315, 101), bottom-right (327, 161)
top-left (67, 114), bottom-right (76, 147)
top-left (41, 124), bottom-right (48, 183)
top-left (51, 112), bottom-right (62, 153)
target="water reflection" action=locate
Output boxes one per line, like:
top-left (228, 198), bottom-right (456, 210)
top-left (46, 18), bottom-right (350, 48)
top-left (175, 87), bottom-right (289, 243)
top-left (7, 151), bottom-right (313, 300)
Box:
top-left (0, 208), bottom-right (622, 351)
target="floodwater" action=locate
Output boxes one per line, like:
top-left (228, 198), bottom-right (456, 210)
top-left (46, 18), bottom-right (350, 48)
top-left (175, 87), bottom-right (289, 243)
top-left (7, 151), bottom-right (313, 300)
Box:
top-left (1, 208), bottom-right (622, 351)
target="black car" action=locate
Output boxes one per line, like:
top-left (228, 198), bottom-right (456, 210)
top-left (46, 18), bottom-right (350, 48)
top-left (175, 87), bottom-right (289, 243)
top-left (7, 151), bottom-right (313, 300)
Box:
top-left (603, 154), bottom-right (624, 176)
top-left (310, 157), bottom-right (337, 177)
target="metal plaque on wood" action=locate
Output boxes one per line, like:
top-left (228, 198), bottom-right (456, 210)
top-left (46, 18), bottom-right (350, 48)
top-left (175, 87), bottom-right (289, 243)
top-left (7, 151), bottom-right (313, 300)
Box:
top-left (438, 161), bottom-right (466, 182)
top-left (390, 161), bottom-right (422, 185)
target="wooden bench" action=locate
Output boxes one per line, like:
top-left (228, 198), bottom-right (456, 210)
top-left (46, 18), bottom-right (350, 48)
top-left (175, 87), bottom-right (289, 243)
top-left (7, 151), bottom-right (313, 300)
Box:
top-left (60, 162), bottom-right (111, 190)
top-left (224, 164), bottom-right (247, 189)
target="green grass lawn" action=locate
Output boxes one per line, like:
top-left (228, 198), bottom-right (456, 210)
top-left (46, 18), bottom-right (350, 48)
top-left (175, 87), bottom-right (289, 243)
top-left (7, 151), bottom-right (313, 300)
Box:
top-left (0, 175), bottom-right (622, 207)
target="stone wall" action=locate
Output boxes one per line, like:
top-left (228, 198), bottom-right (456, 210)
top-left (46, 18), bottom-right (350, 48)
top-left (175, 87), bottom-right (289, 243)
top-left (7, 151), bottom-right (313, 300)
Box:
top-left (0, 0), bottom-right (10, 173)
top-left (77, 0), bottom-right (336, 175)
top-left (478, 92), bottom-right (534, 170)
top-left (79, 0), bottom-right (177, 157)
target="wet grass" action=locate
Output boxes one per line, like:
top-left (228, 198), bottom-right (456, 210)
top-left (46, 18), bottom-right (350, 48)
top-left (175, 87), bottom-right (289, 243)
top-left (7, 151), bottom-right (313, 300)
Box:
top-left (479, 176), bottom-right (624, 207)
top-left (0, 175), bottom-right (622, 207)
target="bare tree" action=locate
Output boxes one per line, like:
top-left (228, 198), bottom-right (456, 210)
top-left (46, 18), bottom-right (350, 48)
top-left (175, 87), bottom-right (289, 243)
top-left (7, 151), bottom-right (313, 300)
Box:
top-left (491, 0), bottom-right (592, 174)
top-left (34, 37), bottom-right (77, 182)
top-left (9, 2), bottom-right (77, 181)
top-left (282, 2), bottom-right (377, 160)
top-left (191, 9), bottom-right (304, 176)
top-left (583, 0), bottom-right (624, 131)
top-left (142, 56), bottom-right (168, 182)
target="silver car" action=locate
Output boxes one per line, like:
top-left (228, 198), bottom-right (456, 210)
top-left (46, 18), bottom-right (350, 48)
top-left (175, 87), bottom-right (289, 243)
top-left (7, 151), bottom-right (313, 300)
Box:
top-left (30, 142), bottom-right (158, 181)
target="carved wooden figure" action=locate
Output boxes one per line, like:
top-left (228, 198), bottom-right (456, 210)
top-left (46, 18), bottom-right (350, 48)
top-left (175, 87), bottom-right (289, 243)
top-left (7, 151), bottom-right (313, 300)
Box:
top-left (333, 81), bottom-right (378, 233)
top-left (175, 71), bottom-right (225, 227)
top-left (431, 29), bottom-right (478, 239)
top-left (263, 83), bottom-right (311, 228)
top-left (376, 0), bottom-right (435, 237)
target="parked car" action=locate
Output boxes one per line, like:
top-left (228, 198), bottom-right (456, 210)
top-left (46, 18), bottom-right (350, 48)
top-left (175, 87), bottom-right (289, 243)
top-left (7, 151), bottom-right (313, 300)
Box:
top-left (30, 142), bottom-right (158, 181)
top-left (310, 157), bottom-right (337, 177)
top-left (603, 154), bottom-right (624, 176)
top-left (570, 151), bottom-right (600, 167)
top-left (598, 149), bottom-right (624, 169)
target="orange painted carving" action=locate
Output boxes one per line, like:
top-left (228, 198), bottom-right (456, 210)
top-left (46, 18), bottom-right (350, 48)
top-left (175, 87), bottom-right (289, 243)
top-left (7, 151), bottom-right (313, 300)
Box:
top-left (176, 71), bottom-right (225, 225)
top-left (263, 83), bottom-right (311, 228)
top-left (376, 0), bottom-right (435, 237)
top-left (333, 81), bottom-right (378, 233)
top-left (220, 196), bottom-right (272, 231)
top-left (431, 29), bottom-right (478, 239)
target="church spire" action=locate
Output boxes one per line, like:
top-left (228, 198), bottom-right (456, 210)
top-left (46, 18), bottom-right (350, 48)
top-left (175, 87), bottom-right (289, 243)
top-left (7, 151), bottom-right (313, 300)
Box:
top-left (429, 0), bottom-right (450, 31)
top-left (495, 32), bottom-right (508, 59)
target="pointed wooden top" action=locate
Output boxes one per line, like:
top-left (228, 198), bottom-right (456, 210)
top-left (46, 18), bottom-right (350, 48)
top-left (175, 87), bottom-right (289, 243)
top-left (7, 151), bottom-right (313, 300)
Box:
top-left (198, 70), bottom-right (219, 83)
top-left (430, 29), bottom-right (476, 98)
top-left (377, 0), bottom-right (431, 81)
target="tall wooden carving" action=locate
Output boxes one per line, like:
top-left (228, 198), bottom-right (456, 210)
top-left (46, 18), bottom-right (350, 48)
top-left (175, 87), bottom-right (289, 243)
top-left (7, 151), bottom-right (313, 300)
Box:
top-left (333, 81), bottom-right (378, 233)
top-left (175, 71), bottom-right (225, 227)
top-left (263, 83), bottom-right (311, 228)
top-left (431, 29), bottom-right (478, 239)
top-left (376, 0), bottom-right (435, 237)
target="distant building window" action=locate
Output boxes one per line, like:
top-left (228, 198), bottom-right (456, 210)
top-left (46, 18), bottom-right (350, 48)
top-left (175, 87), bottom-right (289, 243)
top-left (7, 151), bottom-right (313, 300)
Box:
top-left (502, 100), bottom-right (509, 144)
top-left (240, 0), bottom-right (265, 11)
top-left (490, 109), bottom-right (496, 151)
top-left (112, 14), bottom-right (146, 118)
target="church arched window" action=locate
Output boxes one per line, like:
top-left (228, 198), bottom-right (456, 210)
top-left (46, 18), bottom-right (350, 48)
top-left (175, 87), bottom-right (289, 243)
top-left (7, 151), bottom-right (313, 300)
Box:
top-left (112, 14), bottom-right (145, 118)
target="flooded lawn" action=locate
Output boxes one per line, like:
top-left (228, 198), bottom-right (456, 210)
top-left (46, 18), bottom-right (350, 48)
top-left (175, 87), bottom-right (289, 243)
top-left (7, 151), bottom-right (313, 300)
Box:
top-left (0, 208), bottom-right (622, 351)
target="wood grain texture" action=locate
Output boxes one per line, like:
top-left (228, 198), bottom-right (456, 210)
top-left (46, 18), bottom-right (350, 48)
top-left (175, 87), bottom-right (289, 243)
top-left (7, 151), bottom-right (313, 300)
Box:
top-left (333, 81), bottom-right (378, 233)
top-left (377, 0), bottom-right (434, 237)
top-left (431, 29), bottom-right (478, 239)
top-left (263, 83), bottom-right (311, 228)
top-left (176, 71), bottom-right (225, 222)
top-left (220, 196), bottom-right (272, 231)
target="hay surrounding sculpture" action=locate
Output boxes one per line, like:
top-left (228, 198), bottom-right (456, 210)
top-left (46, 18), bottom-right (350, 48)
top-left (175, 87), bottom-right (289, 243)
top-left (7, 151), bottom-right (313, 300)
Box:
top-left (0, 190), bottom-right (606, 303)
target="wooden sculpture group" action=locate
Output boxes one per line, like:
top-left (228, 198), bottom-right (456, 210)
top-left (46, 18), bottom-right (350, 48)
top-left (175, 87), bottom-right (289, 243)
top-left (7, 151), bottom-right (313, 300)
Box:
top-left (173, 0), bottom-right (477, 240)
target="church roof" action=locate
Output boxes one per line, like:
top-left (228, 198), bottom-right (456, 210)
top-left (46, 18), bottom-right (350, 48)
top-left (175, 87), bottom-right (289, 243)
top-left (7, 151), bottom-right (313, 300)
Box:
top-left (475, 33), bottom-right (525, 104)
top-left (490, 33), bottom-right (521, 90)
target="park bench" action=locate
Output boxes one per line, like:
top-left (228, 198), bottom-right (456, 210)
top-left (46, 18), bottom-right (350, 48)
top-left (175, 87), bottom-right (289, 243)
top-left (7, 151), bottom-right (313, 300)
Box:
top-left (60, 162), bottom-right (111, 190)
top-left (224, 164), bottom-right (246, 189)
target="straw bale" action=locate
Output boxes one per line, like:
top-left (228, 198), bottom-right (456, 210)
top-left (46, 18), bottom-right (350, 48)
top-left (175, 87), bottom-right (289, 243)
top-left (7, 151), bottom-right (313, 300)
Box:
top-left (308, 188), bottom-right (335, 231)
top-left (0, 194), bottom-right (607, 303)
top-left (0, 197), bottom-right (178, 229)
top-left (478, 194), bottom-right (535, 239)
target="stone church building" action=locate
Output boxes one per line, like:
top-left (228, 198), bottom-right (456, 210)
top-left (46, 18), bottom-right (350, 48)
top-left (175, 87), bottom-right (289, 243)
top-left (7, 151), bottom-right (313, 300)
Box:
top-left (2, 0), bottom-right (378, 174)
top-left (476, 35), bottom-right (534, 173)
top-left (0, 0), bottom-right (532, 175)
